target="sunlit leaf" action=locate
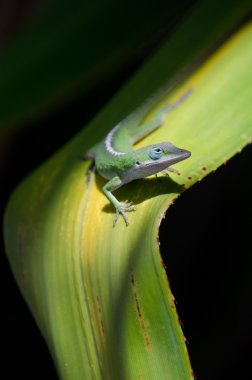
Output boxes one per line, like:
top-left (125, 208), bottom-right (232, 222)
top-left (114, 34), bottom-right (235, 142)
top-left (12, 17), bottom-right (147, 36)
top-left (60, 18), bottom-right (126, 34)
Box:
top-left (3, 3), bottom-right (252, 380)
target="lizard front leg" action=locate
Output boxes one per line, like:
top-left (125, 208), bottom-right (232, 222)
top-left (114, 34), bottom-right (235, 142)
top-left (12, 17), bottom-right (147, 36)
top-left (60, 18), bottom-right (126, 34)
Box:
top-left (103, 176), bottom-right (136, 226)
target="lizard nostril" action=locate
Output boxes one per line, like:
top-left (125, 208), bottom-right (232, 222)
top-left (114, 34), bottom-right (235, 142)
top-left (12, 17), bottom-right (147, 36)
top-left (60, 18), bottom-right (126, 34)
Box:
top-left (136, 161), bottom-right (141, 166)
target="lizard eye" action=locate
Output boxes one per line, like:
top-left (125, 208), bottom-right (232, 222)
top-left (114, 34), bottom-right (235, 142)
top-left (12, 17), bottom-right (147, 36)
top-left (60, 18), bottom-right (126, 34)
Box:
top-left (135, 161), bottom-right (141, 166)
top-left (149, 147), bottom-right (162, 160)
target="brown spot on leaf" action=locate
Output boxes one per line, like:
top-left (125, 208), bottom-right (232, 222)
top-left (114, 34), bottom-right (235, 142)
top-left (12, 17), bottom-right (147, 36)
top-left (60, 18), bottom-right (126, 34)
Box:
top-left (178, 318), bottom-right (184, 327)
top-left (130, 272), bottom-right (151, 352)
top-left (192, 370), bottom-right (197, 379)
top-left (96, 295), bottom-right (105, 337)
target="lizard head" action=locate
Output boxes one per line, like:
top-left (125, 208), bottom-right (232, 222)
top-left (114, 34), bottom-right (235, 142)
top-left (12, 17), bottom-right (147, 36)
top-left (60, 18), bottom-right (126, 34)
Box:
top-left (123, 141), bottom-right (191, 181)
top-left (148, 142), bottom-right (191, 163)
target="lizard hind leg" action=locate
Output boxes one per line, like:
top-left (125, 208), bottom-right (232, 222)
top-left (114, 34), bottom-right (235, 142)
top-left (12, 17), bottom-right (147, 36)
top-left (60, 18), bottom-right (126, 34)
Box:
top-left (78, 149), bottom-right (96, 184)
top-left (82, 150), bottom-right (96, 160)
top-left (130, 88), bottom-right (192, 145)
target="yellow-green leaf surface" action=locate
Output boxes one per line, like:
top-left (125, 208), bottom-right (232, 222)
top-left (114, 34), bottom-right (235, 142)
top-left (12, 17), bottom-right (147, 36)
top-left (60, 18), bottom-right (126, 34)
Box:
top-left (4, 21), bottom-right (252, 380)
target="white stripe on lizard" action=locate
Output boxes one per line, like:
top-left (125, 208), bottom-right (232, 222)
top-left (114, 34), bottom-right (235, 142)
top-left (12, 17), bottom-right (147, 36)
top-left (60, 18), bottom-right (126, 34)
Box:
top-left (105, 123), bottom-right (126, 156)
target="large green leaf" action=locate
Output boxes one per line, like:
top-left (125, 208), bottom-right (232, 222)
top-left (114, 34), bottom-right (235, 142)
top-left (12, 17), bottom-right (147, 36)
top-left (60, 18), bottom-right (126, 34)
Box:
top-left (3, 5), bottom-right (252, 380)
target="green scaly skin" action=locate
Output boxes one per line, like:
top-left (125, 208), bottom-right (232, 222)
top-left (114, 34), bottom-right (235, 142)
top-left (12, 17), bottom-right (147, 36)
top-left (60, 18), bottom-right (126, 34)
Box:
top-left (85, 89), bottom-right (192, 225)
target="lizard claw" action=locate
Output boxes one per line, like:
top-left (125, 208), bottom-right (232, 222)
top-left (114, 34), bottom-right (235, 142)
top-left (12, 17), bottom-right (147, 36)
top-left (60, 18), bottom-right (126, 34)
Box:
top-left (124, 200), bottom-right (136, 210)
top-left (113, 201), bottom-right (136, 226)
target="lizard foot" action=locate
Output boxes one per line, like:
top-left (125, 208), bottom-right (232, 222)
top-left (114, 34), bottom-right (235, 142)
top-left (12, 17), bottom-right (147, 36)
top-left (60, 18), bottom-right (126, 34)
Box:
top-left (113, 201), bottom-right (136, 226)
top-left (162, 167), bottom-right (180, 176)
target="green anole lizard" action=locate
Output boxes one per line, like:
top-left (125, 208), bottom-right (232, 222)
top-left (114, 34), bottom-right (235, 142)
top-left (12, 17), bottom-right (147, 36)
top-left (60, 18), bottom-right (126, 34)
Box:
top-left (84, 88), bottom-right (192, 226)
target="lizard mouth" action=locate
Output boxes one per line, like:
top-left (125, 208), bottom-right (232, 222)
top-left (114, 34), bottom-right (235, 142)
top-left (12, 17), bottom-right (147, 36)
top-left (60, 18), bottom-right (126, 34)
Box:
top-left (180, 149), bottom-right (191, 159)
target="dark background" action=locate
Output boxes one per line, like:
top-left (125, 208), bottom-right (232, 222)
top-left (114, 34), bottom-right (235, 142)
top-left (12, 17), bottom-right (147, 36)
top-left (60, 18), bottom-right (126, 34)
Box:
top-left (160, 145), bottom-right (252, 380)
top-left (1, 1), bottom-right (251, 379)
